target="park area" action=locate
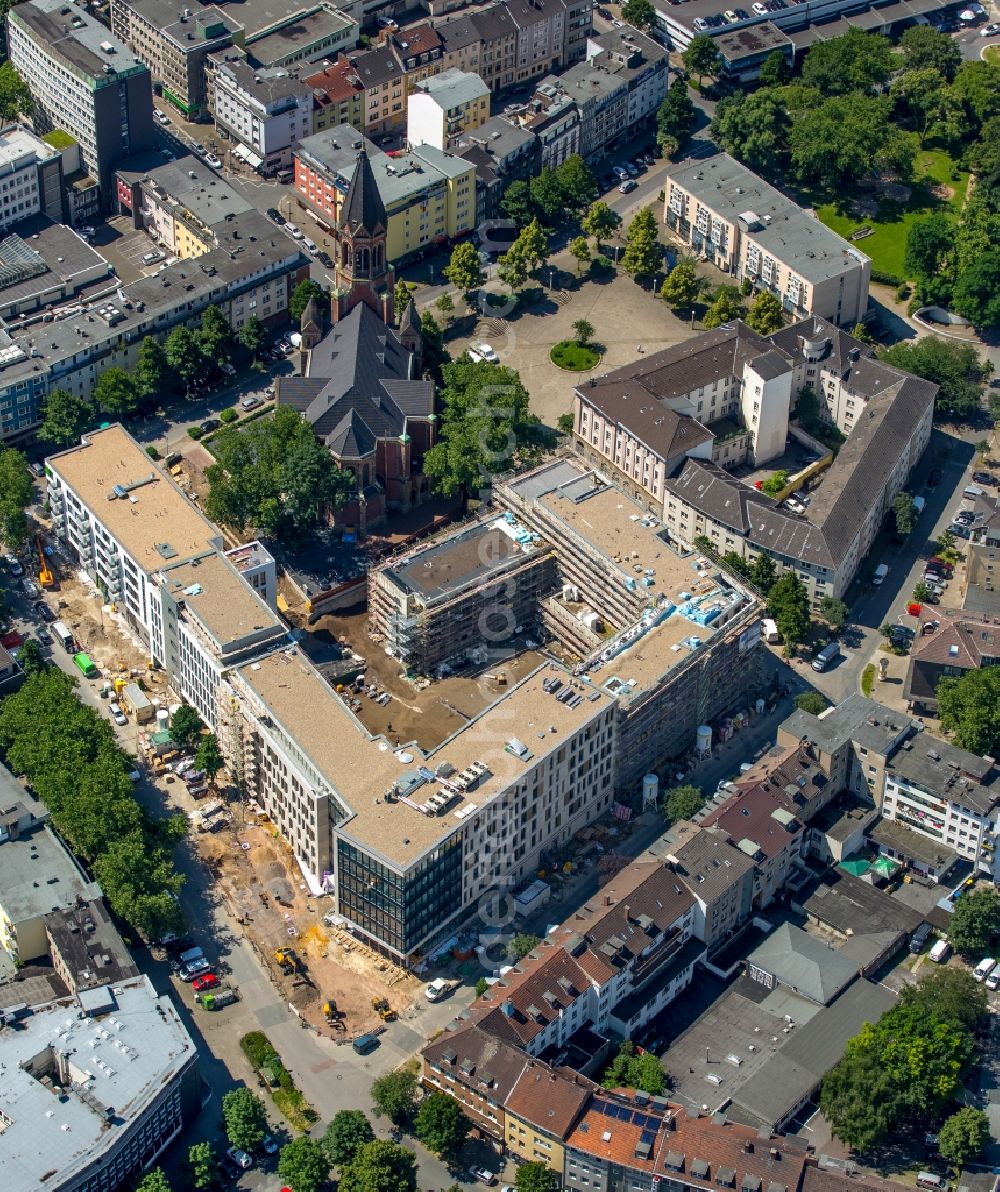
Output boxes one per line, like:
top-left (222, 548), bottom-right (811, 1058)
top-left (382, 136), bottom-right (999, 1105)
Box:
top-left (812, 149), bottom-right (969, 281)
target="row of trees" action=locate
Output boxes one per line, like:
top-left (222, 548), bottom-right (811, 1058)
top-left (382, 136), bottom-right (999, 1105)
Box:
top-left (821, 967), bottom-right (988, 1159)
top-left (880, 337), bottom-right (992, 421)
top-left (0, 667), bottom-right (186, 941)
top-left (660, 259), bottom-right (785, 332)
top-left (500, 155), bottom-right (598, 229)
top-left (0, 444), bottom-right (33, 549)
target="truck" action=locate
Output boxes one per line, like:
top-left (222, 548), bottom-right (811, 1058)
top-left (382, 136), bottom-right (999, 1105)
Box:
top-left (52, 621), bottom-right (73, 651)
top-left (425, 977), bottom-right (460, 1002)
top-left (73, 652), bottom-right (98, 678)
top-left (198, 988), bottom-right (238, 1010)
top-left (912, 495), bottom-right (926, 517)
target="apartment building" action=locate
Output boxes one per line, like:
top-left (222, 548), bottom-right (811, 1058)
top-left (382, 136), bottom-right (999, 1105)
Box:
top-left (0, 975), bottom-right (201, 1192)
top-left (243, 4), bottom-right (357, 70)
top-left (7, 0), bottom-right (155, 203)
top-left (0, 211), bottom-right (307, 440)
top-left (904, 614), bottom-right (1000, 713)
top-left (45, 896), bottom-right (139, 994)
top-left (664, 155), bottom-right (870, 327)
top-left (881, 737), bottom-right (1000, 879)
top-left (294, 124), bottom-right (476, 263)
top-left (348, 23), bottom-right (444, 135)
top-left (454, 116), bottom-right (539, 219)
top-left (0, 217), bottom-right (113, 322)
top-left (109, 0), bottom-right (239, 120)
top-left (226, 646), bottom-right (617, 959)
top-left (660, 822), bottom-right (755, 949)
top-left (45, 425), bottom-right (288, 730)
top-left (407, 68), bottom-right (489, 152)
top-left (0, 125), bottom-right (63, 230)
top-left (208, 51), bottom-right (315, 172)
top-left (306, 57), bottom-right (366, 132)
top-left (516, 83), bottom-right (581, 170)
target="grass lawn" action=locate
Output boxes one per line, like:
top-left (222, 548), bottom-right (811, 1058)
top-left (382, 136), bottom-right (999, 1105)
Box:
top-left (550, 340), bottom-right (600, 370)
top-left (812, 149), bottom-right (969, 281)
top-left (985, 45), bottom-right (1000, 63)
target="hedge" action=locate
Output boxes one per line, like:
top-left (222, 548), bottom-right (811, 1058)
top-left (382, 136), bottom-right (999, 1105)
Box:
top-left (870, 268), bottom-right (904, 287)
top-left (241, 1030), bottom-right (279, 1070)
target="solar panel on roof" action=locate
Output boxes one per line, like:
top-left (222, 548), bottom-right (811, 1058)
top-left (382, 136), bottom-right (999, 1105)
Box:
top-left (640, 1130), bottom-right (658, 1146)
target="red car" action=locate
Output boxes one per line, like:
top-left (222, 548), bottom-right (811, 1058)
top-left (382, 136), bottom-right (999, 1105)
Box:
top-left (928, 557), bottom-right (954, 573)
top-left (192, 972), bottom-right (219, 992)
top-left (0, 632), bottom-right (23, 650)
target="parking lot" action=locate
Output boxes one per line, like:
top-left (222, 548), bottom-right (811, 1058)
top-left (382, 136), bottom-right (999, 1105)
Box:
top-left (88, 216), bottom-right (172, 285)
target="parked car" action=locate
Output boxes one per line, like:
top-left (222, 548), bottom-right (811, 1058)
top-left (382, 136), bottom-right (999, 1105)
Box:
top-left (240, 395), bottom-right (264, 412)
top-left (4, 554), bottom-right (23, 576)
top-left (927, 468), bottom-right (943, 487)
top-left (192, 972), bottom-right (220, 992)
top-left (471, 1167), bottom-right (497, 1185)
top-left (266, 207), bottom-right (283, 223)
top-left (619, 178), bottom-right (637, 193)
top-left (283, 222), bottom-right (303, 239)
top-left (21, 577), bottom-right (40, 598)
top-left (954, 510), bottom-right (975, 525)
top-left (468, 342), bottom-right (499, 364)
top-left (227, 1147), bottom-right (254, 1170)
top-left (112, 710), bottom-right (127, 727)
top-left (612, 164), bottom-right (630, 180)
top-left (318, 250), bottom-right (334, 268)
top-left (179, 958), bottom-right (213, 981)
top-left (33, 601), bottom-right (55, 623)
top-left (973, 471), bottom-right (997, 486)
top-left (205, 153), bottom-right (223, 169)
top-left (980, 20), bottom-right (999, 33)
top-left (154, 110), bottom-right (170, 125)
top-left (199, 418), bottom-right (221, 434)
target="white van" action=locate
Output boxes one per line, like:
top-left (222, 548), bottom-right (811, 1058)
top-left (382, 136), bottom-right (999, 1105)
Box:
top-left (916, 1174), bottom-right (945, 1190)
top-left (872, 563), bottom-right (889, 586)
top-left (302, 237), bottom-right (318, 255)
top-left (761, 618), bottom-right (781, 644)
top-left (929, 938), bottom-right (951, 964)
top-left (974, 956), bottom-right (996, 982)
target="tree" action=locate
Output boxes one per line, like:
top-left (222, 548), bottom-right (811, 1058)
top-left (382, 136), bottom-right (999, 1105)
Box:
top-left (164, 326), bottom-right (204, 395)
top-left (947, 888), bottom-right (1000, 957)
top-left (749, 552), bottom-right (777, 595)
top-left (621, 0), bottom-right (655, 28)
top-left (169, 704), bottom-right (204, 752)
top-left (370, 1067), bottom-right (419, 1124)
top-left (17, 638), bottom-right (48, 677)
top-left (881, 332), bottom-right (989, 421)
top-left (913, 581), bottom-right (932, 604)
top-left (901, 24), bottom-right (961, 81)
top-left (394, 279), bottom-right (412, 320)
top-left (199, 304), bottom-right (234, 364)
top-left (621, 208), bottom-right (661, 280)
top-left (702, 285), bottom-right (745, 329)
top-left (682, 36), bottom-right (722, 88)
top-left (904, 213), bottom-right (954, 283)
top-left (475, 975), bottom-right (489, 996)
top-left (517, 1163), bottom-right (559, 1192)
top-left (0, 446), bottom-right (33, 549)
top-left (572, 319), bottom-right (594, 346)
top-left (663, 783), bottom-right (703, 824)
top-left (414, 1092), bottom-right (471, 1160)
top-left (443, 241), bottom-right (485, 300)
top-left (188, 1141), bottom-right (219, 1190)
top-left (0, 61), bottom-right (31, 122)
top-left (656, 77), bottom-right (695, 153)
top-left (938, 1108), bottom-right (990, 1168)
top-left (423, 358), bottom-right (536, 499)
top-left (278, 1136), bottom-right (331, 1192)
top-left (290, 278), bottom-right (324, 322)
top-left (758, 49), bottom-right (789, 86)
top-left (660, 258), bottom-right (701, 312)
top-left (768, 572), bottom-right (810, 647)
top-left (818, 597), bottom-right (848, 630)
top-left (420, 312), bottom-right (450, 385)
top-left (952, 251), bottom-right (1000, 329)
top-left (795, 691), bottom-right (830, 715)
top-left (136, 1170), bottom-right (171, 1192)
top-left (790, 94), bottom-right (914, 192)
top-left (569, 236), bottom-right (591, 275)
top-left (500, 179), bottom-right (533, 227)
top-left (510, 931), bottom-right (541, 961)
top-left (821, 1042), bottom-right (905, 1150)
top-left (602, 1040), bottom-right (665, 1095)
top-left (222, 1087), bottom-right (268, 1153)
top-left (93, 832), bottom-right (184, 942)
top-left (892, 67), bottom-right (953, 146)
top-left (899, 966), bottom-right (987, 1033)
top-left (745, 290), bottom-right (784, 335)
top-left (93, 367), bottom-right (139, 417)
top-left (323, 1110), bottom-right (376, 1168)
top-left (892, 492), bottom-right (916, 537)
top-left (339, 1140), bottom-right (417, 1192)
top-left (514, 218), bottom-right (549, 273)
top-left (238, 315), bottom-right (267, 360)
top-left (135, 336), bottom-right (172, 400)
top-left (497, 246), bottom-right (530, 296)
top-left (195, 733), bottom-right (224, 783)
top-left (529, 168), bottom-right (566, 224)
top-left (951, 59), bottom-right (1000, 135)
top-left (710, 90), bottom-right (791, 178)
top-left (434, 291), bottom-right (455, 325)
top-left (582, 200), bottom-right (621, 249)
top-left (555, 155), bottom-right (597, 208)
top-left (39, 387), bottom-right (93, 447)
top-left (801, 28), bottom-right (894, 96)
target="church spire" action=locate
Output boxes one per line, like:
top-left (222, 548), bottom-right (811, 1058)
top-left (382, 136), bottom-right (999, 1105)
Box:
top-left (332, 148), bottom-right (394, 324)
top-left (339, 149), bottom-right (387, 237)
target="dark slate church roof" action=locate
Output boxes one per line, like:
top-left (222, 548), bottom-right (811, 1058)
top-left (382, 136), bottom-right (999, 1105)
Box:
top-left (278, 302), bottom-right (433, 457)
top-left (339, 149), bottom-right (387, 235)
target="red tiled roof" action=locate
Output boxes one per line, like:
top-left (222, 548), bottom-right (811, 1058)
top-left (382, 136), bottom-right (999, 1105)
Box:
top-left (506, 1062), bottom-right (594, 1137)
top-left (390, 21), bottom-right (443, 55)
top-left (305, 59), bottom-right (364, 103)
top-left (658, 1108), bottom-right (808, 1192)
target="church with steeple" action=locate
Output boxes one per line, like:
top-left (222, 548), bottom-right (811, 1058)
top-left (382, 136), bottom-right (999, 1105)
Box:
top-left (275, 150), bottom-right (437, 536)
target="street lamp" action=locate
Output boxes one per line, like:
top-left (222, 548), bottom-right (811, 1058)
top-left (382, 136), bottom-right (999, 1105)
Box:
top-left (549, 267), bottom-right (556, 292)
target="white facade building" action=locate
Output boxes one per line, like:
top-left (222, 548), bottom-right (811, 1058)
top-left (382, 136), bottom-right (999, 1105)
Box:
top-left (407, 68), bottom-right (490, 151)
top-left (209, 53), bottom-right (315, 173)
top-left (0, 126), bottom-right (60, 230)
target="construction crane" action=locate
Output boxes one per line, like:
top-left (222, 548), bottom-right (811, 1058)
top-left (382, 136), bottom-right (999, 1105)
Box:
top-left (36, 534), bottom-right (54, 589)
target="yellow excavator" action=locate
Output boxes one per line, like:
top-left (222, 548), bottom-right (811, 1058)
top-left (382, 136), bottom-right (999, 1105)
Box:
top-left (36, 535), bottom-right (54, 589)
top-left (274, 948), bottom-right (296, 975)
top-left (372, 997), bottom-right (397, 1022)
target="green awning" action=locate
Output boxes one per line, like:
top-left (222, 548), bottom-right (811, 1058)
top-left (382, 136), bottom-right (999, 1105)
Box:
top-left (872, 856), bottom-right (901, 878)
top-left (839, 856), bottom-right (871, 877)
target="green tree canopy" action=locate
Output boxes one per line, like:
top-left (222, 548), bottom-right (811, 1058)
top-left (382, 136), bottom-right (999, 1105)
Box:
top-left (660, 258), bottom-right (701, 311)
top-left (135, 336), bottom-right (172, 400)
top-left (745, 290), bottom-right (784, 335)
top-left (801, 28), bottom-right (894, 95)
top-left (710, 90), bottom-right (791, 178)
top-left (423, 358), bottom-right (537, 499)
top-left (530, 167), bottom-right (567, 223)
top-left (582, 200), bottom-right (621, 247)
top-left (952, 251), bottom-right (1000, 329)
top-left (135, 1169), bottom-right (171, 1192)
top-left (789, 94), bottom-right (914, 192)
top-left (602, 1040), bottom-right (665, 1095)
top-left (938, 1108), bottom-right (990, 1167)
top-left (238, 315), bottom-right (267, 359)
top-left (556, 155), bottom-right (598, 208)
top-left (194, 733), bottom-right (224, 782)
top-left (758, 49), bottom-right (789, 86)
top-left (222, 1087), bottom-right (268, 1152)
top-left (414, 1092), bottom-right (471, 1159)
top-left (339, 1140), bottom-right (417, 1192)
top-left (17, 637), bottom-right (47, 677)
top-left (0, 61), bottom-right (32, 122)
top-left (621, 208), bottom-right (662, 280)
top-left (443, 240), bottom-right (486, 296)
top-left (497, 246), bottom-right (530, 295)
top-left (818, 597), bottom-right (848, 630)
top-left (703, 285), bottom-right (745, 329)
top-left (510, 931), bottom-right (541, 960)
top-left (663, 783), bottom-right (704, 824)
top-left (904, 213), bottom-right (955, 283)
top-left (500, 179), bottom-right (533, 227)
top-left (656, 77), bottom-right (695, 152)
top-left (323, 1110), bottom-right (376, 1168)
top-left (517, 1163), bottom-right (560, 1192)
top-left (199, 304), bottom-right (234, 364)
top-left (93, 367), bottom-right (139, 417)
top-left (0, 446), bottom-right (33, 550)
top-left (290, 279), bottom-right (325, 321)
top-left (164, 326), bottom-right (204, 394)
top-left (621, 0), bottom-right (655, 27)
top-left (277, 1136), bottom-right (331, 1192)
top-left (892, 492), bottom-right (916, 537)
top-left (682, 36), bottom-right (722, 87)
top-left (899, 966), bottom-right (987, 1033)
top-left (187, 1141), bottom-right (218, 1190)
top-left (169, 704), bottom-right (204, 752)
top-left (420, 312), bottom-right (450, 385)
top-left (951, 59), bottom-right (1000, 134)
top-left (569, 236), bottom-right (592, 275)
top-left (795, 691), bottom-right (830, 715)
top-left (39, 387), bottom-right (93, 447)
top-left (514, 217), bottom-right (550, 273)
top-left (370, 1067), bottom-right (419, 1124)
top-left (900, 24), bottom-right (961, 80)
top-left (880, 335), bottom-right (989, 420)
top-left (947, 888), bottom-right (1000, 957)
top-left (767, 572), bottom-right (810, 646)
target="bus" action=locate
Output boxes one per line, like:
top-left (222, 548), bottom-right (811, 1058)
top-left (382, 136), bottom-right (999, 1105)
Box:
top-left (73, 652), bottom-right (98, 678)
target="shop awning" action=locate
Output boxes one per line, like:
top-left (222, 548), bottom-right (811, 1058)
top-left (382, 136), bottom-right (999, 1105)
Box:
top-left (232, 142), bottom-right (263, 169)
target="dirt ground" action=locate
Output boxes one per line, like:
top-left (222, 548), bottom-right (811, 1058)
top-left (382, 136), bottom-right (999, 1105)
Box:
top-left (303, 607), bottom-right (544, 751)
top-left (195, 808), bottom-right (420, 1037)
